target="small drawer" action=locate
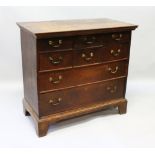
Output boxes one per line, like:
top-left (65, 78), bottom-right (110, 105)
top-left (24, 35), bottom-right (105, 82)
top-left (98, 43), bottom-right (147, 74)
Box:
top-left (74, 34), bottom-right (104, 49)
top-left (38, 60), bottom-right (128, 92)
top-left (37, 37), bottom-right (73, 51)
top-left (39, 51), bottom-right (73, 71)
top-left (108, 32), bottom-right (131, 42)
top-left (39, 78), bottom-right (126, 116)
top-left (103, 43), bottom-right (130, 62)
top-left (73, 46), bottom-right (104, 67)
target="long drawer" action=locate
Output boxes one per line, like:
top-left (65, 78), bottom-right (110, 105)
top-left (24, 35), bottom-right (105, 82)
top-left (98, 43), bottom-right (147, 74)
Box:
top-left (39, 78), bottom-right (126, 116)
top-left (38, 60), bottom-right (128, 92)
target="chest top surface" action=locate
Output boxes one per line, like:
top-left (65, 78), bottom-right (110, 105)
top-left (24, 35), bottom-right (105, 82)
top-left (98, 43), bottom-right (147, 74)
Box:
top-left (17, 18), bottom-right (137, 38)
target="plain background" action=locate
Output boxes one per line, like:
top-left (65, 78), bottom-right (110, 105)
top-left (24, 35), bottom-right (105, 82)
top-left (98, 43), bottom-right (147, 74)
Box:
top-left (0, 6), bottom-right (155, 147)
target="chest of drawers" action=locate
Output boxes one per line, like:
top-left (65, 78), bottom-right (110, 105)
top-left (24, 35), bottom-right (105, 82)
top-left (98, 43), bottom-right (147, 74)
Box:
top-left (17, 18), bottom-right (137, 137)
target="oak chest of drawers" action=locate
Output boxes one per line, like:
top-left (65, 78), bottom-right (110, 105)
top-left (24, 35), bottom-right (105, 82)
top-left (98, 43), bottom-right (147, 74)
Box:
top-left (17, 18), bottom-right (137, 137)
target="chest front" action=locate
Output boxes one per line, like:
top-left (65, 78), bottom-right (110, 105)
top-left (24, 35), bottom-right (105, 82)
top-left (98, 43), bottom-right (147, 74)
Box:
top-left (18, 18), bottom-right (137, 137)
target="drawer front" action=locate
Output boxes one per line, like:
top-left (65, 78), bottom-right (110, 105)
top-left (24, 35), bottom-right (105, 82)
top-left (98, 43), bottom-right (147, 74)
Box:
top-left (103, 42), bottom-right (130, 61)
top-left (39, 78), bottom-right (126, 116)
top-left (39, 51), bottom-right (73, 71)
top-left (37, 37), bottom-right (73, 51)
top-left (73, 43), bottom-right (129, 67)
top-left (73, 46), bottom-right (104, 67)
top-left (109, 32), bottom-right (131, 42)
top-left (38, 60), bottom-right (128, 92)
top-left (74, 34), bottom-right (104, 49)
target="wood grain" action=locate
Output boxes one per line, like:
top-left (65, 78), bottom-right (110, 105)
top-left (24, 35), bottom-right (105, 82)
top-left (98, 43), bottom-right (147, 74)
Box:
top-left (38, 60), bottom-right (128, 92)
top-left (17, 18), bottom-right (137, 38)
top-left (20, 29), bottom-right (39, 115)
top-left (18, 18), bottom-right (138, 137)
top-left (39, 78), bottom-right (126, 116)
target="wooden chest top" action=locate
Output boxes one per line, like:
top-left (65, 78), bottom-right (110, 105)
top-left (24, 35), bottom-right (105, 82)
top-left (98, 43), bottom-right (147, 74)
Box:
top-left (17, 18), bottom-right (137, 38)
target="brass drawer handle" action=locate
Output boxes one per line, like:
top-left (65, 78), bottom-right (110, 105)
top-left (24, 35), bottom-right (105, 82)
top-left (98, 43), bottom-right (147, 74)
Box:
top-left (108, 66), bottom-right (119, 74)
top-left (110, 49), bottom-right (121, 56)
top-left (49, 75), bottom-right (62, 84)
top-left (81, 52), bottom-right (94, 61)
top-left (48, 39), bottom-right (62, 48)
top-left (106, 86), bottom-right (117, 93)
top-left (82, 36), bottom-right (96, 44)
top-left (49, 97), bottom-right (62, 106)
top-left (112, 34), bottom-right (122, 41)
top-left (49, 56), bottom-right (63, 65)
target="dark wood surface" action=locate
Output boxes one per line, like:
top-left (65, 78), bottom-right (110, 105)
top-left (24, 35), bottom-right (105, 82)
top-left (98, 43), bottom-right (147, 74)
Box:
top-left (37, 37), bottom-right (73, 51)
top-left (20, 29), bottom-right (39, 115)
top-left (18, 18), bottom-right (138, 137)
top-left (39, 78), bottom-right (126, 116)
top-left (39, 50), bottom-right (73, 71)
top-left (38, 41), bottom-right (130, 72)
top-left (38, 60), bottom-right (128, 92)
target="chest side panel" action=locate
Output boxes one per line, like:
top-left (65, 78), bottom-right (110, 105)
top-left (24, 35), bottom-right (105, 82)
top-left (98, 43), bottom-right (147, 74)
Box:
top-left (20, 30), bottom-right (39, 115)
